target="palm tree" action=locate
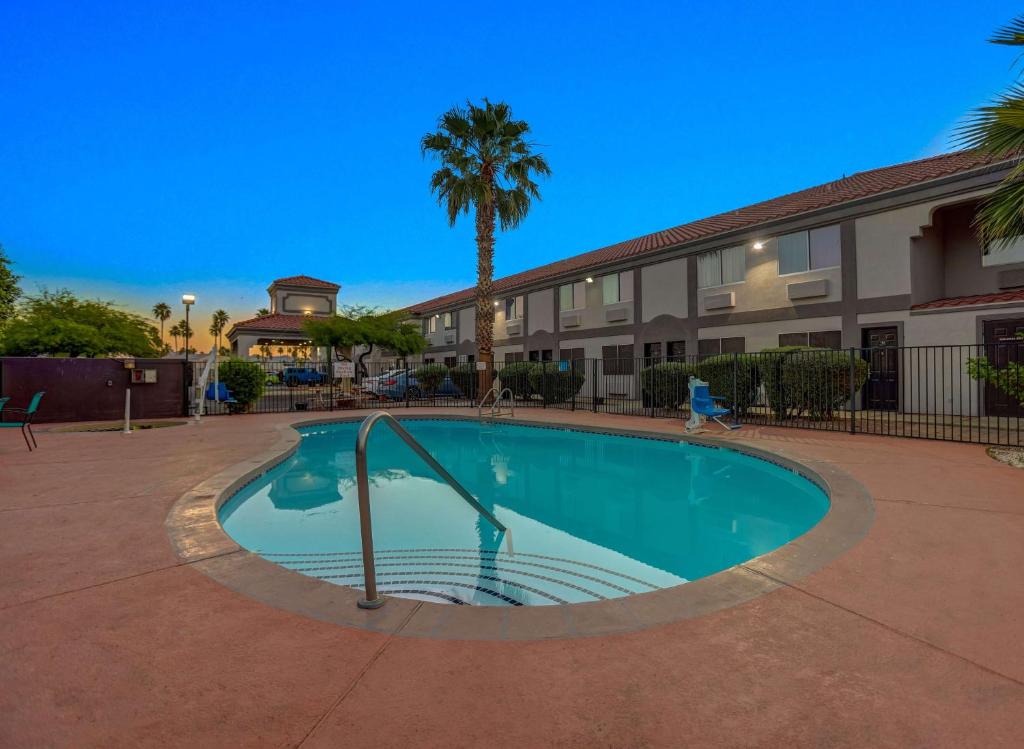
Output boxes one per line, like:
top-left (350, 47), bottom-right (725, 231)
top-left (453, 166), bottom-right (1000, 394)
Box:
top-left (152, 302), bottom-right (171, 350)
top-left (175, 319), bottom-right (193, 353)
top-left (169, 322), bottom-right (181, 352)
top-left (422, 99), bottom-right (551, 391)
top-left (959, 15), bottom-right (1024, 249)
top-left (257, 307), bottom-right (270, 317)
top-left (209, 309), bottom-right (230, 353)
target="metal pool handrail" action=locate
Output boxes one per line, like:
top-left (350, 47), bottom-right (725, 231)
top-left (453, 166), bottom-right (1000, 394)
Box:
top-left (477, 386), bottom-right (514, 419)
top-left (354, 411), bottom-right (508, 609)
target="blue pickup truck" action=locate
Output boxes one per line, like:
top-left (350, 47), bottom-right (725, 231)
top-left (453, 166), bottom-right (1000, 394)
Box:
top-left (281, 366), bottom-right (327, 387)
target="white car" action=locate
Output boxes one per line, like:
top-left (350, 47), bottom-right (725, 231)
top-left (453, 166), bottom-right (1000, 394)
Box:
top-left (360, 368), bottom-right (404, 394)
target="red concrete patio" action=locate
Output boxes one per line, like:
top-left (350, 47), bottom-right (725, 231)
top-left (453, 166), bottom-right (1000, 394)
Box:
top-left (1, 409), bottom-right (1022, 748)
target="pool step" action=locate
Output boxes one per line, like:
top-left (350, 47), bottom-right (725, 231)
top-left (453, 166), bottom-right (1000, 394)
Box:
top-left (261, 548), bottom-right (662, 606)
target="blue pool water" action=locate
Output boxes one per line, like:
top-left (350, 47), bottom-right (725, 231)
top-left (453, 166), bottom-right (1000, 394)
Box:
top-left (219, 419), bottom-right (829, 607)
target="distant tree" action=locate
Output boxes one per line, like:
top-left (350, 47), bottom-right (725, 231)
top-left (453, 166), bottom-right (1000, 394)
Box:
top-left (257, 307), bottom-right (270, 317)
top-left (303, 308), bottom-right (427, 376)
top-left (173, 319), bottom-right (193, 353)
top-left (152, 302), bottom-right (172, 350)
top-left (422, 99), bottom-right (550, 392)
top-left (959, 15), bottom-right (1024, 249)
top-left (1, 289), bottom-right (161, 357)
top-left (208, 309), bottom-right (230, 353)
top-left (0, 243), bottom-right (22, 327)
top-left (169, 322), bottom-right (181, 352)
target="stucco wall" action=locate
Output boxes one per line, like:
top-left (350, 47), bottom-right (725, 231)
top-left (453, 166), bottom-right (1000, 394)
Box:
top-left (698, 315), bottom-right (843, 352)
top-left (942, 202), bottom-right (1024, 299)
top-left (458, 307), bottom-right (475, 343)
top-left (528, 289), bottom-right (555, 335)
top-left (641, 258), bottom-right (687, 322)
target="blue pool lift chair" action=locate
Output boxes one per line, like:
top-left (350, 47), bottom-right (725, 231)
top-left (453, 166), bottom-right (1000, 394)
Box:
top-left (1, 391), bottom-right (45, 451)
top-left (686, 377), bottom-right (741, 432)
top-left (205, 382), bottom-right (237, 404)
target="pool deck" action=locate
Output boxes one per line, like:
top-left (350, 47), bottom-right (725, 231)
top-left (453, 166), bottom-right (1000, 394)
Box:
top-left (2, 408), bottom-right (1023, 748)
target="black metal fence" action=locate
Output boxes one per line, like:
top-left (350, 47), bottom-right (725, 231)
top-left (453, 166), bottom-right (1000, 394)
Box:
top-left (194, 343), bottom-right (1023, 446)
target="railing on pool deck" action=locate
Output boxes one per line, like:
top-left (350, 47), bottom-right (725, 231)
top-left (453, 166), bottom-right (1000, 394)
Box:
top-left (354, 410), bottom-right (510, 610)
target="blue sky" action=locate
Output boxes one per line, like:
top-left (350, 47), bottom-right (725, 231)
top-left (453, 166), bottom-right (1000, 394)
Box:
top-left (1, 1), bottom-right (1020, 344)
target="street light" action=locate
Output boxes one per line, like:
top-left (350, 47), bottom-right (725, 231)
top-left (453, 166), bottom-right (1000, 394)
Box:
top-left (182, 293), bottom-right (195, 366)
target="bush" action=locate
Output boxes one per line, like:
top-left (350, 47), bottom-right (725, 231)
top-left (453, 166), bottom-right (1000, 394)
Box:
top-left (759, 347), bottom-right (867, 419)
top-left (527, 362), bottom-right (586, 405)
top-left (497, 361), bottom-right (539, 399)
top-left (218, 359), bottom-right (265, 414)
top-left (640, 362), bottom-right (697, 409)
top-left (450, 362), bottom-right (479, 399)
top-left (694, 354), bottom-right (760, 417)
top-left (412, 363), bottom-right (449, 394)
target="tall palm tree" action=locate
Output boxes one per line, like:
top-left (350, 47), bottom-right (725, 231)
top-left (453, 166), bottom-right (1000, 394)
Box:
top-left (959, 15), bottom-right (1024, 249)
top-left (152, 302), bottom-right (171, 350)
top-left (422, 99), bottom-right (551, 391)
top-left (209, 309), bottom-right (230, 353)
top-left (175, 319), bottom-right (193, 353)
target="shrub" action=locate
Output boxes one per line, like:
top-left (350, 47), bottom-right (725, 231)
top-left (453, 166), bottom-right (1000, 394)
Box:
top-left (694, 354), bottom-right (760, 417)
top-left (450, 362), bottom-right (479, 399)
top-left (497, 361), bottom-right (539, 399)
top-left (412, 363), bottom-right (449, 394)
top-left (759, 347), bottom-right (868, 419)
top-left (218, 358), bottom-right (265, 414)
top-left (640, 362), bottom-right (697, 409)
top-left (527, 362), bottom-right (586, 405)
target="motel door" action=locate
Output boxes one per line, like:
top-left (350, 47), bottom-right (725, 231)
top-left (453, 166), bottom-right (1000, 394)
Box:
top-left (863, 327), bottom-right (899, 412)
top-left (983, 318), bottom-right (1024, 418)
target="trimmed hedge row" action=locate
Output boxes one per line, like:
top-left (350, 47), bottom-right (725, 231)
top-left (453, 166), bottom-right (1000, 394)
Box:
top-left (639, 347), bottom-right (868, 420)
top-left (496, 361), bottom-right (586, 404)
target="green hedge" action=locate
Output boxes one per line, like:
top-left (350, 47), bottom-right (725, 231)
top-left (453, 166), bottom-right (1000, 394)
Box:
top-left (694, 354), bottom-right (760, 417)
top-left (497, 361), bottom-right (538, 399)
top-left (527, 363), bottom-right (586, 405)
top-left (759, 347), bottom-right (868, 419)
top-left (640, 362), bottom-right (697, 409)
top-left (218, 359), bottom-right (265, 414)
top-left (449, 362), bottom-right (479, 399)
top-left (412, 363), bottom-right (449, 394)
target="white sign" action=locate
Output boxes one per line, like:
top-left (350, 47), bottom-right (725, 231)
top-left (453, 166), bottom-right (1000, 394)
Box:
top-left (476, 361), bottom-right (487, 371)
top-left (333, 361), bottom-right (355, 378)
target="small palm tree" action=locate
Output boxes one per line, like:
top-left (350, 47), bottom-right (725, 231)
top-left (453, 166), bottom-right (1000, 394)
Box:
top-left (422, 99), bottom-right (551, 391)
top-left (209, 309), bottom-right (230, 353)
top-left (152, 302), bottom-right (171, 350)
top-left (959, 15), bottom-right (1024, 249)
top-left (257, 307), bottom-right (270, 317)
top-left (169, 322), bottom-right (181, 352)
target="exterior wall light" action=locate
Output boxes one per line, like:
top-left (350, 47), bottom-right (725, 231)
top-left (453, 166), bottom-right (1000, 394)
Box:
top-left (752, 241), bottom-right (765, 251)
top-left (494, 301), bottom-right (500, 306)
top-left (585, 277), bottom-right (594, 283)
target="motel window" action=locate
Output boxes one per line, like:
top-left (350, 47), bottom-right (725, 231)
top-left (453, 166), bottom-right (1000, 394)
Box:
top-left (504, 351), bottom-right (524, 363)
top-left (667, 340), bottom-right (686, 360)
top-left (443, 312), bottom-right (455, 330)
top-left (778, 330), bottom-right (842, 349)
top-left (601, 344), bottom-right (634, 376)
top-left (601, 271), bottom-right (633, 305)
top-left (982, 236), bottom-right (1024, 266)
top-left (643, 342), bottom-right (662, 362)
top-left (424, 357), bottom-right (435, 364)
top-left (698, 337), bottom-right (745, 357)
top-left (778, 225), bottom-right (841, 275)
top-left (529, 349), bottom-right (553, 362)
top-left (427, 316), bottom-right (438, 334)
top-left (505, 295), bottom-right (525, 320)
top-left (697, 246), bottom-right (745, 288)
top-left (559, 281), bottom-right (586, 311)
top-left (443, 356), bottom-right (457, 368)
top-left (559, 347), bottom-right (584, 364)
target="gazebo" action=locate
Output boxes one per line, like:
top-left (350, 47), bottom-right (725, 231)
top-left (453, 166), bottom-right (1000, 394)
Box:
top-left (226, 275), bottom-right (341, 359)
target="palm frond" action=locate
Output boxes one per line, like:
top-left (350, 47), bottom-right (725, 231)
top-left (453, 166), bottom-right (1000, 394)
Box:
top-left (974, 175), bottom-right (1024, 248)
top-left (990, 15), bottom-right (1024, 45)
top-left (956, 82), bottom-right (1024, 152)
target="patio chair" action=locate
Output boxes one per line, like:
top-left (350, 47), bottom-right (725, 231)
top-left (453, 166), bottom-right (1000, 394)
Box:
top-left (1, 391), bottom-right (45, 451)
top-left (686, 378), bottom-right (740, 432)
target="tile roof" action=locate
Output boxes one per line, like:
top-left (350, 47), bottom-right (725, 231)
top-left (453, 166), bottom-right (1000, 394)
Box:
top-left (228, 313), bottom-right (313, 334)
top-left (911, 289), bottom-right (1024, 310)
top-left (406, 150), bottom-right (1012, 314)
top-left (270, 275), bottom-right (340, 290)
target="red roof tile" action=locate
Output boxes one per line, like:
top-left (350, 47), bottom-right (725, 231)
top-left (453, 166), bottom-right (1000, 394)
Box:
top-left (911, 289), bottom-right (1024, 310)
top-left (270, 275), bottom-right (340, 290)
top-left (228, 314), bottom-right (312, 334)
top-left (407, 150), bottom-right (1012, 314)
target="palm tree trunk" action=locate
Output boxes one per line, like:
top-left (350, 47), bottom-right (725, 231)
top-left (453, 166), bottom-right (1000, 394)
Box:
top-left (475, 198), bottom-right (496, 395)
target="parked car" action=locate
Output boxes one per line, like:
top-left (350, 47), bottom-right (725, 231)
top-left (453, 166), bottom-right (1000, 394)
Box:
top-left (376, 371), bottom-right (459, 400)
top-left (282, 366), bottom-right (327, 387)
top-left (265, 372), bottom-right (281, 386)
top-left (361, 368), bottom-right (405, 395)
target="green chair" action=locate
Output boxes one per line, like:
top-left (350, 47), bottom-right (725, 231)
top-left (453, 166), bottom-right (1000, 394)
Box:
top-left (1, 391), bottom-right (45, 451)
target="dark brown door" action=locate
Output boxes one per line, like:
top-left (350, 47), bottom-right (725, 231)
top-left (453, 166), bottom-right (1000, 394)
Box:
top-left (863, 327), bottom-right (898, 411)
top-left (983, 318), bottom-right (1024, 417)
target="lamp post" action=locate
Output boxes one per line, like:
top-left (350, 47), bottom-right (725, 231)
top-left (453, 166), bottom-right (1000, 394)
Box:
top-left (182, 294), bottom-right (195, 365)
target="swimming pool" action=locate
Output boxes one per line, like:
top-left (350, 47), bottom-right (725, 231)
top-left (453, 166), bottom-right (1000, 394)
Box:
top-left (219, 418), bottom-right (830, 607)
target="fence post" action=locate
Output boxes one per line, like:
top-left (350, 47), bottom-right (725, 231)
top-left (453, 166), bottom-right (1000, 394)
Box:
top-left (849, 347), bottom-right (857, 435)
top-left (732, 351), bottom-right (739, 426)
top-left (328, 347), bottom-right (334, 412)
top-left (542, 361), bottom-right (548, 409)
top-left (592, 358), bottom-right (599, 413)
top-left (571, 360), bottom-right (577, 411)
